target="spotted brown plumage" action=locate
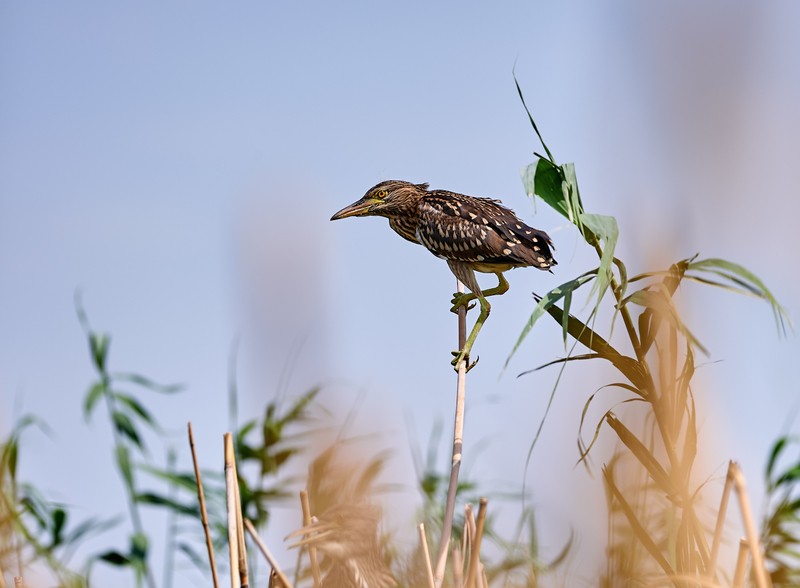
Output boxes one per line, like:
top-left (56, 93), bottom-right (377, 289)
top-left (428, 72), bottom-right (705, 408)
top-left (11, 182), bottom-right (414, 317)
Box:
top-left (331, 180), bottom-right (556, 370)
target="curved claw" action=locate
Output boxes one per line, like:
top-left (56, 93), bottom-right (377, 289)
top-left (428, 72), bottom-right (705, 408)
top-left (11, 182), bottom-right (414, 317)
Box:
top-left (451, 350), bottom-right (479, 372)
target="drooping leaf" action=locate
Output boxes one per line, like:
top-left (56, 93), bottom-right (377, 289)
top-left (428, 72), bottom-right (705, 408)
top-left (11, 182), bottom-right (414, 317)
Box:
top-left (521, 158), bottom-right (567, 217)
top-left (89, 333), bottom-right (110, 373)
top-left (579, 213), bottom-right (619, 308)
top-left (603, 466), bottom-right (676, 578)
top-left (112, 372), bottom-right (183, 394)
top-left (112, 411), bottom-right (144, 451)
top-left (504, 271), bottom-right (596, 370)
top-left (687, 257), bottom-right (790, 334)
top-left (114, 393), bottom-right (159, 431)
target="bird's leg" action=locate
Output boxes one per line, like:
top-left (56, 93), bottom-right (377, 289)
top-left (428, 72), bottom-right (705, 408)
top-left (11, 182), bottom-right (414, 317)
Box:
top-left (449, 272), bottom-right (508, 314)
top-left (451, 294), bottom-right (491, 372)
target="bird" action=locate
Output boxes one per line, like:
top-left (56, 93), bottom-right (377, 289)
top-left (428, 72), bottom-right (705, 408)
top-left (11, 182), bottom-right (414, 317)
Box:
top-left (331, 180), bottom-right (556, 370)
top-left (287, 503), bottom-right (396, 588)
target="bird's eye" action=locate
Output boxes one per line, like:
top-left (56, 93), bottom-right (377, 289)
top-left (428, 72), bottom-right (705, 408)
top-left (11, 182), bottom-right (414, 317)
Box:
top-left (376, 190), bottom-right (388, 199)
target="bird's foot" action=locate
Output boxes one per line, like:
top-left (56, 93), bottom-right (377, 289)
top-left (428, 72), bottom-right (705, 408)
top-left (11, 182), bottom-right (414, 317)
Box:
top-left (451, 349), bottom-right (479, 372)
top-left (450, 292), bottom-right (476, 314)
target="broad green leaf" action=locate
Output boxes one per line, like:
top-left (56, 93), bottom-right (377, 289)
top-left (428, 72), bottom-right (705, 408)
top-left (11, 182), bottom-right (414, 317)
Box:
top-left (505, 271), bottom-right (596, 370)
top-left (521, 158), bottom-right (567, 217)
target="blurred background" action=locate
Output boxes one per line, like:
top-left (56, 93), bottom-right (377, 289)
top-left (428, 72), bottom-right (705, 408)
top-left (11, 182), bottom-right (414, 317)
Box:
top-left (2, 1), bottom-right (799, 585)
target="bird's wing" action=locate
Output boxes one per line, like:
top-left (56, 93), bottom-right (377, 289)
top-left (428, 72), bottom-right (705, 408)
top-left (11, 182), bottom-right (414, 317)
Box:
top-left (418, 191), bottom-right (554, 268)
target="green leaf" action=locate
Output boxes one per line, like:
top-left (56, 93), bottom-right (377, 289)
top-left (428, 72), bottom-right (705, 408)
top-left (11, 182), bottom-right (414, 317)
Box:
top-left (579, 212), bottom-right (619, 307)
top-left (134, 492), bottom-right (200, 517)
top-left (112, 411), bottom-right (144, 450)
top-left (51, 507), bottom-right (67, 546)
top-left (130, 532), bottom-right (149, 563)
top-left (89, 333), bottom-right (110, 373)
top-left (114, 393), bottom-right (158, 432)
top-left (112, 372), bottom-right (183, 394)
top-left (505, 271), bottom-right (596, 370)
top-left (115, 445), bottom-right (134, 488)
top-left (521, 158), bottom-right (567, 217)
top-left (767, 437), bottom-right (792, 483)
top-left (514, 74), bottom-right (556, 164)
top-left (84, 382), bottom-right (106, 422)
top-left (97, 550), bottom-right (131, 566)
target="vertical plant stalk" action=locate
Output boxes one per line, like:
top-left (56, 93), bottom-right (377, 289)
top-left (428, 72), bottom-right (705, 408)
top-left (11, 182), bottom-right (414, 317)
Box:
top-left (100, 372), bottom-right (156, 588)
top-left (733, 538), bottom-right (749, 588)
top-left (708, 461), bottom-right (735, 579)
top-left (232, 454), bottom-right (249, 588)
top-left (451, 547), bottom-right (464, 588)
top-left (244, 519), bottom-right (293, 588)
top-left (224, 433), bottom-right (240, 588)
top-left (731, 463), bottom-right (772, 588)
top-left (188, 423), bottom-right (220, 588)
top-left (162, 448), bottom-right (177, 588)
top-left (465, 498), bottom-right (488, 588)
top-left (299, 490), bottom-right (321, 588)
top-left (418, 523), bottom-right (436, 588)
top-left (433, 280), bottom-right (468, 586)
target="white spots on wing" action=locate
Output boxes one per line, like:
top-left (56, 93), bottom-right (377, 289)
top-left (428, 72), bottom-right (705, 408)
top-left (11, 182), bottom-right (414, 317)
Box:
top-left (525, 230), bottom-right (532, 235)
top-left (482, 218), bottom-right (489, 225)
top-left (503, 248), bottom-right (512, 255)
top-left (468, 212), bottom-right (477, 220)
top-left (534, 246), bottom-right (540, 251)
top-left (476, 255), bottom-right (485, 261)
top-left (537, 256), bottom-right (546, 263)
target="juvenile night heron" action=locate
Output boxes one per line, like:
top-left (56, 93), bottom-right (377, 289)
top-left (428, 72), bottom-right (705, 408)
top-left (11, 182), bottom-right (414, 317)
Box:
top-left (331, 180), bottom-right (556, 370)
top-left (288, 504), bottom-right (396, 588)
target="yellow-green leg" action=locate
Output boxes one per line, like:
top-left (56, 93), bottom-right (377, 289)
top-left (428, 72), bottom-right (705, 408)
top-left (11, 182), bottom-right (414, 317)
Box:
top-left (451, 294), bottom-right (491, 371)
top-left (450, 272), bottom-right (509, 371)
top-left (450, 272), bottom-right (509, 313)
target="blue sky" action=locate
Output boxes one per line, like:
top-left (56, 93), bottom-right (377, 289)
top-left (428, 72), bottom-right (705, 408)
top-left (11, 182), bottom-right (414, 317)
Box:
top-left (2, 2), bottom-right (800, 585)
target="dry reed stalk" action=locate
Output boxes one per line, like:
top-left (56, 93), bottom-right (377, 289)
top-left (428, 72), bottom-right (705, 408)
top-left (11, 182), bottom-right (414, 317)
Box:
top-left (188, 423), bottom-right (220, 588)
top-left (244, 519), bottom-right (293, 588)
top-left (418, 523), bottom-right (436, 588)
top-left (231, 449), bottom-right (249, 588)
top-left (465, 498), bottom-right (488, 588)
top-left (708, 461), bottom-right (735, 579)
top-left (12, 578), bottom-right (21, 588)
top-left (451, 546), bottom-right (464, 588)
top-left (433, 279), bottom-right (468, 587)
top-left (733, 538), bottom-right (749, 588)
top-left (300, 490), bottom-right (321, 587)
top-left (224, 433), bottom-right (240, 588)
top-left (0, 563), bottom-right (6, 588)
top-left (731, 463), bottom-right (772, 588)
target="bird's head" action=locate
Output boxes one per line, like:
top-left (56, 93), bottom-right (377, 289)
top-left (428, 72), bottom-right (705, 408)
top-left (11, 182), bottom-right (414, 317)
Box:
top-left (330, 180), bottom-right (428, 221)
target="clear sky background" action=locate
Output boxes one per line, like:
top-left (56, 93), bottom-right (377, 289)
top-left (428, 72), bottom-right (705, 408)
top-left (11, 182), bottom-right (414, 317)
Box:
top-left (2, 2), bottom-right (799, 586)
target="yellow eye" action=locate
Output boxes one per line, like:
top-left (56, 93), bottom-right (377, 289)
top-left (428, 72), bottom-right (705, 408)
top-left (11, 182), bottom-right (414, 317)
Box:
top-left (376, 190), bottom-right (388, 199)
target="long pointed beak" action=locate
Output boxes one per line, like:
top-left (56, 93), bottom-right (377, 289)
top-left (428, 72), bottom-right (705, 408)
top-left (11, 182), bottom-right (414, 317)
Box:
top-left (330, 198), bottom-right (376, 221)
